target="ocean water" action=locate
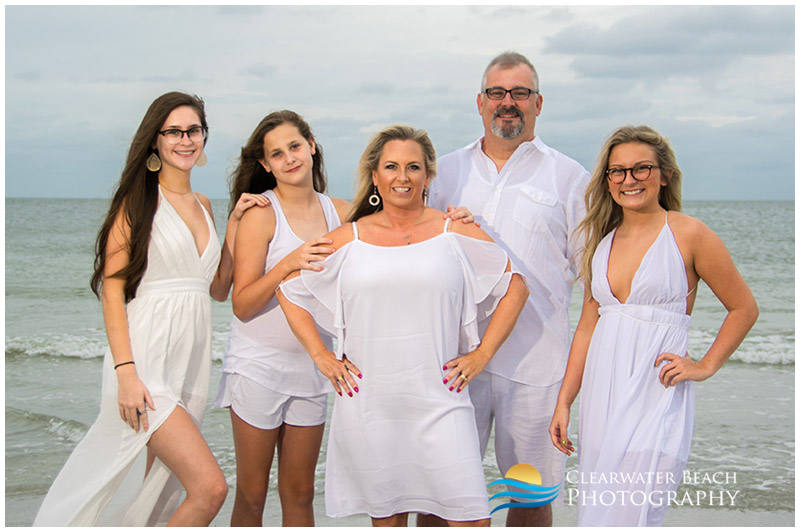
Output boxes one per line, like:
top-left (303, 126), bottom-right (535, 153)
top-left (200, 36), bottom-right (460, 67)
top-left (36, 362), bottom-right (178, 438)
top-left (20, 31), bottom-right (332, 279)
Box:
top-left (4, 198), bottom-right (794, 526)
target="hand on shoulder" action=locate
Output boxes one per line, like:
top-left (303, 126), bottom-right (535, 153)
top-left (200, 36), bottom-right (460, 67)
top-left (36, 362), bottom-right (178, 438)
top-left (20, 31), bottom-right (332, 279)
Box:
top-left (326, 221), bottom-right (356, 249)
top-left (447, 210), bottom-right (493, 242)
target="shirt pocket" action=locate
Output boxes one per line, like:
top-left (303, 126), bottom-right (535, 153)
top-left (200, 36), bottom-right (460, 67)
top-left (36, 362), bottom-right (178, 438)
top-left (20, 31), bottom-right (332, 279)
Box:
top-left (512, 185), bottom-right (559, 232)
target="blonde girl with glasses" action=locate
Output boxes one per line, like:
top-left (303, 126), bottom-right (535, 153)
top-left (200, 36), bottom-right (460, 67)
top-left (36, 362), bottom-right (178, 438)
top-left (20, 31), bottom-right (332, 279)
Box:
top-left (549, 125), bottom-right (758, 526)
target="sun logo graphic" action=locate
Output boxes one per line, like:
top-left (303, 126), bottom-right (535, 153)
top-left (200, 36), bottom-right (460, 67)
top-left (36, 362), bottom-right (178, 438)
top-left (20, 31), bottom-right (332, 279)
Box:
top-left (488, 463), bottom-right (561, 514)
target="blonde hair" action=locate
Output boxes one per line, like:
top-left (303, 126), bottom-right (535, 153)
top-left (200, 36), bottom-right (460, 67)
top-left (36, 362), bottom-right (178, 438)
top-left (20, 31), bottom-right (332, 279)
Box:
top-left (348, 125), bottom-right (437, 222)
top-left (577, 125), bottom-right (682, 297)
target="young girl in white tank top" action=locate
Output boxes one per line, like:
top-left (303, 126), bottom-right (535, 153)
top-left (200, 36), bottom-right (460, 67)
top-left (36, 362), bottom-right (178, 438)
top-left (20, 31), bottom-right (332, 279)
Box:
top-left (214, 111), bottom-right (352, 526)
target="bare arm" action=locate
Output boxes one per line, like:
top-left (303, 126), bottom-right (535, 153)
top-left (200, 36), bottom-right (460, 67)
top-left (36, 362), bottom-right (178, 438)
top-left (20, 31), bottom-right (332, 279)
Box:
top-left (101, 207), bottom-right (155, 433)
top-left (657, 217), bottom-right (758, 386)
top-left (441, 219), bottom-right (527, 388)
top-left (442, 269), bottom-right (528, 392)
top-left (548, 290), bottom-right (600, 455)
top-left (276, 289), bottom-right (361, 398)
top-left (207, 192), bottom-right (269, 302)
top-left (231, 205), bottom-right (338, 322)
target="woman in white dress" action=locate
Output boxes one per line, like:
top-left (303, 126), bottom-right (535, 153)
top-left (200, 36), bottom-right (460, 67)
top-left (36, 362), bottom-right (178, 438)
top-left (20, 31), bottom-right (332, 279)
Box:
top-left (34, 92), bottom-right (266, 526)
top-left (213, 110), bottom-right (352, 526)
top-left (277, 125), bottom-right (529, 526)
top-left (548, 125), bottom-right (758, 526)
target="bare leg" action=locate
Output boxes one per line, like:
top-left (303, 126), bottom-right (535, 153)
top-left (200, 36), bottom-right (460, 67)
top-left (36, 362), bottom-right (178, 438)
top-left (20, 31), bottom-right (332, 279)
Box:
top-left (372, 513), bottom-right (409, 527)
top-left (145, 449), bottom-right (156, 477)
top-left (417, 513), bottom-right (448, 526)
top-left (506, 504), bottom-right (552, 527)
top-left (146, 406), bottom-right (228, 526)
top-left (276, 423), bottom-right (325, 526)
top-left (229, 409), bottom-right (280, 526)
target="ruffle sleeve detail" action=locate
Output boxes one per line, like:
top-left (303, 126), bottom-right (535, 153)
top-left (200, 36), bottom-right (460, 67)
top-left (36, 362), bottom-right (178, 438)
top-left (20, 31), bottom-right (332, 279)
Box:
top-left (278, 243), bottom-right (351, 359)
top-left (451, 233), bottom-right (519, 353)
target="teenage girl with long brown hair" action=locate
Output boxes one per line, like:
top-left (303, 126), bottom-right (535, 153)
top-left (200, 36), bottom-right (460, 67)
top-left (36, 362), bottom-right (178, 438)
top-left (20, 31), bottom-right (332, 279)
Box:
top-left (35, 91), bottom-right (266, 526)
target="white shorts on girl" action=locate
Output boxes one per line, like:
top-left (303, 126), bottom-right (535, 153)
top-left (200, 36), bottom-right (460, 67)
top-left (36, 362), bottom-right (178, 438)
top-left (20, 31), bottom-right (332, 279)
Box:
top-left (215, 372), bottom-right (328, 430)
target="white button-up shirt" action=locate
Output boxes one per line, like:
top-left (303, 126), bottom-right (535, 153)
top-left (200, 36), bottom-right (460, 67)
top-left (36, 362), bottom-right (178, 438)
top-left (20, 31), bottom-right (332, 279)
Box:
top-left (430, 136), bottom-right (590, 386)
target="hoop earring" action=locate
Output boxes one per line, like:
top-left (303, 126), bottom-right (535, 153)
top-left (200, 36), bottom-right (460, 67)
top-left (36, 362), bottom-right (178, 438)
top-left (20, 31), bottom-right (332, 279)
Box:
top-left (146, 152), bottom-right (162, 172)
top-left (195, 152), bottom-right (208, 167)
top-left (368, 186), bottom-right (381, 207)
top-left (423, 187), bottom-right (429, 207)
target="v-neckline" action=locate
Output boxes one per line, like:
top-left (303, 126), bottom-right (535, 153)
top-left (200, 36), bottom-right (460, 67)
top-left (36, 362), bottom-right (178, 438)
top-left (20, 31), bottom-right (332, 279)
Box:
top-left (158, 185), bottom-right (212, 259)
top-left (605, 220), bottom-right (668, 305)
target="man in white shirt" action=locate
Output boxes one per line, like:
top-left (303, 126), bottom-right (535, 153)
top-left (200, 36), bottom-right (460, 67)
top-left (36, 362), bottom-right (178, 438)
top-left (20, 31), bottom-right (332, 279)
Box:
top-left (422, 51), bottom-right (589, 527)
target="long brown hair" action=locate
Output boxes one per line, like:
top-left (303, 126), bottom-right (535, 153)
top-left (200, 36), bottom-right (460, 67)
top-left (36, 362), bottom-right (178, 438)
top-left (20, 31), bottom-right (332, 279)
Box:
top-left (348, 125), bottom-right (437, 222)
top-left (228, 110), bottom-right (327, 215)
top-left (90, 92), bottom-right (208, 302)
top-left (577, 125), bottom-right (682, 297)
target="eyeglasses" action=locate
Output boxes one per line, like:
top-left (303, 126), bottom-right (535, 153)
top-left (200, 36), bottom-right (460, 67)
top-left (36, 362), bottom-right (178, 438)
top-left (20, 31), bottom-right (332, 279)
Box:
top-left (158, 127), bottom-right (207, 145)
top-left (605, 164), bottom-right (661, 184)
top-left (483, 87), bottom-right (538, 100)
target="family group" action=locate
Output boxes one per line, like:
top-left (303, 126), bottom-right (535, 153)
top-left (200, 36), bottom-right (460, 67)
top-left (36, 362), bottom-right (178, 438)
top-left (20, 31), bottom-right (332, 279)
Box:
top-left (33, 51), bottom-right (757, 527)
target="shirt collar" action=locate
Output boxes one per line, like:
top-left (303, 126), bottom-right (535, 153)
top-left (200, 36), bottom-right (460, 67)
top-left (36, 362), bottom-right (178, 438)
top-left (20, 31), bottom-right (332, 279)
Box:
top-left (473, 135), bottom-right (546, 161)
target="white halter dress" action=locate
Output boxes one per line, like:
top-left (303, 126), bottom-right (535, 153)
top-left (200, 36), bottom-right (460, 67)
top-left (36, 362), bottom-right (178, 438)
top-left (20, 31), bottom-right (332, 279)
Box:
top-left (34, 187), bottom-right (221, 526)
top-left (280, 219), bottom-right (513, 521)
top-left (578, 212), bottom-right (695, 526)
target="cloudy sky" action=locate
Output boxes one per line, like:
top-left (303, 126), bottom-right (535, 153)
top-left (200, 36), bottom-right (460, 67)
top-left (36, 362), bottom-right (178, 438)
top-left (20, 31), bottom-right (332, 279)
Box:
top-left (5, 4), bottom-right (795, 201)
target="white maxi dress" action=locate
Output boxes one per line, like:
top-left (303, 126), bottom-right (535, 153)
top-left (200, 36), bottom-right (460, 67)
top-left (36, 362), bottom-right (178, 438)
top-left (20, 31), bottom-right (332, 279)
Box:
top-left (34, 187), bottom-right (221, 526)
top-left (578, 213), bottom-right (695, 526)
top-left (280, 220), bottom-right (513, 521)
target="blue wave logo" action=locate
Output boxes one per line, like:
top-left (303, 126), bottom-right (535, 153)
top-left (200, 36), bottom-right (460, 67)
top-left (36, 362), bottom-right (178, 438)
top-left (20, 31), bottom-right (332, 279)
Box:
top-left (488, 463), bottom-right (560, 514)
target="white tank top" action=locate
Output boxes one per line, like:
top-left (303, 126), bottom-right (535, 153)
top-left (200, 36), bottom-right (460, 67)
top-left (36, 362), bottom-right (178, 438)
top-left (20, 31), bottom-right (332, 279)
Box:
top-left (222, 189), bottom-right (341, 396)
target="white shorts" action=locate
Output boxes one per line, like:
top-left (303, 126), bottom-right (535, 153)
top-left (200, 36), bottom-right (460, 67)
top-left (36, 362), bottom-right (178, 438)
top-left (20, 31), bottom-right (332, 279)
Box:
top-left (469, 372), bottom-right (566, 504)
top-left (214, 372), bottom-right (328, 430)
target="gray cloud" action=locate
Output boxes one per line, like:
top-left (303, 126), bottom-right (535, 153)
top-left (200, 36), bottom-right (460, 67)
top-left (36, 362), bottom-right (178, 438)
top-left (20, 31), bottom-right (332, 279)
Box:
top-left (4, 5), bottom-right (793, 201)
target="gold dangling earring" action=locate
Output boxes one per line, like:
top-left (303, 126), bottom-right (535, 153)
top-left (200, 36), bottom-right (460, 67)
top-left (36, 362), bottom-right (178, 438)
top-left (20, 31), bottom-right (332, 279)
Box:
top-left (146, 152), bottom-right (162, 172)
top-left (195, 152), bottom-right (208, 167)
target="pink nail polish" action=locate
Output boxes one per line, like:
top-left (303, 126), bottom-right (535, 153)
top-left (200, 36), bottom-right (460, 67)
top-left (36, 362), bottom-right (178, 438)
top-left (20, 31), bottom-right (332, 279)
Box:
top-left (449, 386), bottom-right (454, 391)
top-left (348, 392), bottom-right (353, 397)
top-left (358, 373), bottom-right (363, 379)
top-left (457, 388), bottom-right (462, 393)
top-left (337, 391), bottom-right (342, 397)
top-left (443, 365), bottom-right (448, 370)
top-left (354, 387), bottom-right (359, 393)
top-left (443, 378), bottom-right (448, 384)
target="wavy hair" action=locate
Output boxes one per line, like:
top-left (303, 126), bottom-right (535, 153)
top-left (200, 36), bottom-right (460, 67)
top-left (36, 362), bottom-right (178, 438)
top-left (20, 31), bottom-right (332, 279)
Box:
top-left (577, 125), bottom-right (682, 297)
top-left (228, 110), bottom-right (327, 215)
top-left (348, 125), bottom-right (437, 222)
top-left (90, 91), bottom-right (208, 302)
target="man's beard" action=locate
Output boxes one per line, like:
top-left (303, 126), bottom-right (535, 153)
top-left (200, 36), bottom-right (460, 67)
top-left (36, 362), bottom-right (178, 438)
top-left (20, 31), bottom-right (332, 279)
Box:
top-left (491, 106), bottom-right (525, 139)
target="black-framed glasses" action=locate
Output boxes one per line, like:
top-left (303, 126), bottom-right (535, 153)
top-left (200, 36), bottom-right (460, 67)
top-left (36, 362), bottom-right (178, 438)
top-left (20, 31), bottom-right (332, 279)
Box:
top-left (158, 126), bottom-right (207, 145)
top-left (483, 87), bottom-right (538, 100)
top-left (605, 164), bottom-right (660, 184)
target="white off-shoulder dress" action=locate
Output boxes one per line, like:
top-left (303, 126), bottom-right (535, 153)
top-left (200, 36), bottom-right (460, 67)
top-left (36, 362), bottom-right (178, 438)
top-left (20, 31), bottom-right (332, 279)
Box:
top-left (34, 187), bottom-right (221, 526)
top-left (578, 213), bottom-right (695, 526)
top-left (280, 219), bottom-right (513, 521)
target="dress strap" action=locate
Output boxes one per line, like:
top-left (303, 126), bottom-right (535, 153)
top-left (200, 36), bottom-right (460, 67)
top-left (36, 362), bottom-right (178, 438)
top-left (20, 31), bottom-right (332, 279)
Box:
top-left (443, 218), bottom-right (451, 233)
top-left (351, 221), bottom-right (360, 241)
top-left (687, 283), bottom-right (698, 296)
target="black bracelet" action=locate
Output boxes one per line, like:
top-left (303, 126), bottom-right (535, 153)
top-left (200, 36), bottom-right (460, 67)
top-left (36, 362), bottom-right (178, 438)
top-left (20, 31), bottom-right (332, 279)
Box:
top-left (114, 361), bottom-right (135, 370)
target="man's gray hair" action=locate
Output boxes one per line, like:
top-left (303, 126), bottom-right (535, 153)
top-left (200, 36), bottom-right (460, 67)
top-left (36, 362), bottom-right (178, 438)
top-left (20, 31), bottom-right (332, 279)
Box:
top-left (481, 51), bottom-right (539, 92)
